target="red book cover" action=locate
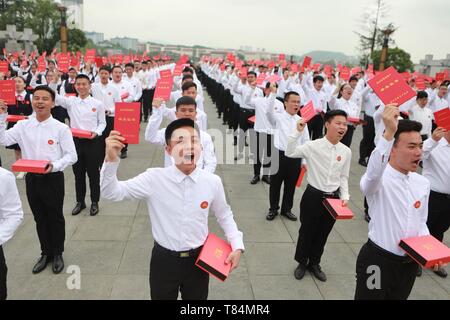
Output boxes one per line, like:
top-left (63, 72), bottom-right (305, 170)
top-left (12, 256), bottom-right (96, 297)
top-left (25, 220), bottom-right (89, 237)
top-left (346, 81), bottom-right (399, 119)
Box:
top-left (434, 108), bottom-right (450, 131)
top-left (301, 56), bottom-right (312, 69)
top-left (95, 56), bottom-right (103, 67)
top-left (58, 54), bottom-right (70, 73)
top-left (0, 61), bottom-right (8, 74)
top-left (84, 49), bottom-right (96, 63)
top-left (12, 159), bottom-right (50, 174)
top-left (300, 101), bottom-right (317, 122)
top-left (340, 67), bottom-right (350, 81)
top-left (279, 53), bottom-right (285, 61)
top-left (247, 115), bottom-right (256, 124)
top-left (159, 69), bottom-right (172, 79)
top-left (120, 92), bottom-right (129, 100)
top-left (154, 79), bottom-right (173, 101)
top-left (240, 68), bottom-right (248, 79)
top-left (114, 102), bottom-right (141, 144)
top-left (195, 233), bottom-right (233, 282)
top-left (348, 117), bottom-right (362, 125)
top-left (296, 166), bottom-right (307, 188)
top-left (37, 57), bottom-right (46, 73)
top-left (173, 64), bottom-right (184, 77)
top-left (267, 74), bottom-right (281, 84)
top-left (6, 115), bottom-right (28, 122)
top-left (0, 80), bottom-right (16, 105)
top-left (312, 63), bottom-right (321, 72)
top-left (323, 198), bottom-right (354, 220)
top-left (399, 235), bottom-right (450, 268)
top-left (415, 77), bottom-right (426, 91)
top-left (435, 72), bottom-right (445, 82)
top-left (290, 63), bottom-right (299, 73)
top-left (256, 73), bottom-right (266, 86)
top-left (367, 66), bottom-right (417, 107)
top-left (71, 128), bottom-right (93, 139)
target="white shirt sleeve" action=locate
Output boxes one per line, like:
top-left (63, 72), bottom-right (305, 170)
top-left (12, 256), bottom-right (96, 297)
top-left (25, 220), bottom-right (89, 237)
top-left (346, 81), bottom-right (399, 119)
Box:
top-left (51, 126), bottom-right (78, 172)
top-left (0, 170), bottom-right (24, 246)
top-left (144, 107), bottom-right (166, 145)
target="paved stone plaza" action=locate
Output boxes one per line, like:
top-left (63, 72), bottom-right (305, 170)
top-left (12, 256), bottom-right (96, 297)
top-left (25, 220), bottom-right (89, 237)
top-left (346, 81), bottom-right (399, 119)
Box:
top-left (1, 93), bottom-right (449, 300)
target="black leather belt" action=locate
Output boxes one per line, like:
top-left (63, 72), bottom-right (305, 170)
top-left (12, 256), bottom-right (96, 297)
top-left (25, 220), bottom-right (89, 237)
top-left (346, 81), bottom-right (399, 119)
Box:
top-left (306, 184), bottom-right (340, 198)
top-left (367, 239), bottom-right (414, 264)
top-left (154, 242), bottom-right (203, 258)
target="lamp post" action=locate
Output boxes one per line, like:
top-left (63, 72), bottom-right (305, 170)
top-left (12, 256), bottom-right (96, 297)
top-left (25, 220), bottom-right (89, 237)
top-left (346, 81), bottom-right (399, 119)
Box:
top-left (57, 5), bottom-right (68, 53)
top-left (379, 25), bottom-right (395, 71)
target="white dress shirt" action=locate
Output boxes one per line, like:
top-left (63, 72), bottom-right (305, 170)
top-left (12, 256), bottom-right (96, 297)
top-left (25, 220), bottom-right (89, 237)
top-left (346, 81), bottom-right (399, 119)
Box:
top-left (429, 94), bottom-right (449, 113)
top-left (247, 92), bottom-right (283, 134)
top-left (110, 80), bottom-right (134, 103)
top-left (123, 75), bottom-right (143, 102)
top-left (161, 105), bottom-right (208, 132)
top-left (302, 84), bottom-right (327, 113)
top-left (286, 132), bottom-right (351, 200)
top-left (422, 137), bottom-right (450, 194)
top-left (170, 91), bottom-right (205, 112)
top-left (329, 96), bottom-right (361, 119)
top-left (55, 95), bottom-right (107, 136)
top-left (0, 115), bottom-right (77, 172)
top-left (144, 108), bottom-right (217, 173)
top-left (361, 137), bottom-right (430, 256)
top-left (100, 163), bottom-right (244, 252)
top-left (91, 82), bottom-right (121, 116)
top-left (409, 105), bottom-right (433, 137)
top-left (0, 167), bottom-right (23, 246)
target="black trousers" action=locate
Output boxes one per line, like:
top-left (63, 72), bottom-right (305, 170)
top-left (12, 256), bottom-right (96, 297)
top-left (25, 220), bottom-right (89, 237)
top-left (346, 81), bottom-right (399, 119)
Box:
top-left (295, 185), bottom-right (339, 266)
top-left (308, 114), bottom-right (324, 140)
top-left (0, 245), bottom-right (7, 300)
top-left (341, 125), bottom-right (355, 148)
top-left (269, 149), bottom-right (302, 213)
top-left (230, 101), bottom-right (240, 132)
top-left (150, 243), bottom-right (209, 300)
top-left (250, 132), bottom-right (273, 177)
top-left (26, 172), bottom-right (65, 256)
top-left (142, 89), bottom-right (155, 120)
top-left (355, 240), bottom-right (418, 300)
top-left (359, 115), bottom-right (375, 161)
top-left (73, 137), bottom-right (102, 203)
top-left (427, 190), bottom-right (450, 242)
top-left (223, 89), bottom-right (232, 125)
top-left (238, 108), bottom-right (255, 153)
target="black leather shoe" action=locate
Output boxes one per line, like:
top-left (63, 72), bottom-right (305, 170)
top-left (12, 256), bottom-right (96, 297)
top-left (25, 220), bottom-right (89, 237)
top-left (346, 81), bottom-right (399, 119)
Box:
top-left (294, 264), bottom-right (307, 280)
top-left (52, 255), bottom-right (64, 274)
top-left (72, 202), bottom-right (86, 216)
top-left (364, 213), bottom-right (371, 223)
top-left (245, 139), bottom-right (249, 147)
top-left (416, 267), bottom-right (422, 277)
top-left (281, 211), bottom-right (298, 221)
top-left (90, 202), bottom-right (99, 216)
top-left (250, 176), bottom-right (260, 185)
top-left (233, 137), bottom-right (237, 146)
top-left (358, 158), bottom-right (368, 167)
top-left (309, 264), bottom-right (327, 282)
top-left (234, 153), bottom-right (243, 161)
top-left (143, 117), bottom-right (148, 123)
top-left (261, 175), bottom-right (271, 185)
top-left (120, 151), bottom-right (128, 159)
top-left (433, 267), bottom-right (448, 278)
top-left (32, 255), bottom-right (50, 274)
top-left (266, 210), bottom-right (278, 221)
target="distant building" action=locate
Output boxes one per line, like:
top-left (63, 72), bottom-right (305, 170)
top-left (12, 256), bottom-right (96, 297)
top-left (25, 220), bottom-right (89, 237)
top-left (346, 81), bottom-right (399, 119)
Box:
top-left (110, 37), bottom-right (139, 51)
top-left (85, 31), bottom-right (104, 44)
top-left (416, 54), bottom-right (450, 76)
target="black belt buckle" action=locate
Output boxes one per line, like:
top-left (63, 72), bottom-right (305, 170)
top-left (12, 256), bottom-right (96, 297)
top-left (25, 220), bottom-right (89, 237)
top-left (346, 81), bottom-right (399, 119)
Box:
top-left (179, 251), bottom-right (191, 258)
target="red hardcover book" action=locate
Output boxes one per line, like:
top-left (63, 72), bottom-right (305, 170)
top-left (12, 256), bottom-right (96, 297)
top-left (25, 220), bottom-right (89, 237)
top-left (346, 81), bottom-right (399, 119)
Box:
top-left (267, 74), bottom-right (281, 84)
top-left (0, 61), bottom-right (8, 74)
top-left (58, 54), bottom-right (70, 73)
top-left (301, 56), bottom-right (312, 69)
top-left (120, 92), bottom-right (129, 100)
top-left (296, 166), bottom-right (307, 188)
top-left (399, 235), bottom-right (450, 268)
top-left (348, 117), bottom-right (362, 125)
top-left (256, 73), bottom-right (266, 86)
top-left (173, 64), bottom-right (184, 77)
top-left (154, 79), bottom-right (173, 101)
top-left (434, 108), bottom-right (450, 131)
top-left (95, 56), bottom-right (103, 68)
top-left (415, 77), bottom-right (426, 91)
top-left (114, 102), bottom-right (141, 144)
top-left (367, 66), bottom-right (417, 107)
top-left (435, 72), bottom-right (445, 82)
top-left (247, 115), bottom-right (256, 124)
top-left (300, 101), bottom-right (317, 122)
top-left (290, 63), bottom-right (299, 73)
top-left (12, 159), bottom-right (50, 174)
top-left (0, 80), bottom-right (16, 105)
top-left (323, 198), bottom-right (354, 220)
top-left (37, 57), bottom-right (46, 73)
top-left (71, 128), bottom-right (93, 139)
top-left (195, 233), bottom-right (232, 282)
top-left (340, 67), bottom-right (350, 81)
top-left (159, 69), bottom-right (172, 79)
top-left (84, 49), bottom-right (96, 63)
top-left (6, 115), bottom-right (27, 122)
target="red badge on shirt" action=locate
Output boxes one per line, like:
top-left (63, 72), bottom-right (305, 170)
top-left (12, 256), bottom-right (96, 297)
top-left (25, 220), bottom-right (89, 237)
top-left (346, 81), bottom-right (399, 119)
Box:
top-left (414, 201), bottom-right (421, 209)
top-left (92, 108), bottom-right (97, 112)
top-left (337, 156), bottom-right (342, 162)
top-left (48, 140), bottom-right (54, 145)
top-left (108, 92), bottom-right (112, 96)
top-left (200, 201), bottom-right (209, 209)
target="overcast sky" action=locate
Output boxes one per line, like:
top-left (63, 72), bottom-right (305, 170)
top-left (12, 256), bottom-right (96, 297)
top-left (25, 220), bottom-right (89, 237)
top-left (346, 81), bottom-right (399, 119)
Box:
top-left (82, 0), bottom-right (450, 62)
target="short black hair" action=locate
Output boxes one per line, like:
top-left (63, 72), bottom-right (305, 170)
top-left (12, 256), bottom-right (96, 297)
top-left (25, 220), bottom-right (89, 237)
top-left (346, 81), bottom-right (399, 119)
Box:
top-left (284, 91), bottom-right (299, 102)
top-left (182, 81), bottom-right (197, 92)
top-left (248, 71), bottom-right (257, 77)
top-left (265, 81), bottom-right (278, 89)
top-left (349, 76), bottom-right (358, 83)
top-left (176, 96), bottom-right (197, 109)
top-left (182, 74), bottom-right (194, 82)
top-left (416, 91), bottom-right (428, 100)
top-left (99, 65), bottom-right (111, 73)
top-left (324, 109), bottom-right (347, 123)
top-left (125, 63), bottom-right (134, 69)
top-left (394, 120), bottom-right (422, 146)
top-left (313, 75), bottom-right (324, 83)
top-left (182, 67), bottom-right (193, 74)
top-left (75, 74), bottom-right (91, 83)
top-left (34, 85), bottom-right (55, 101)
top-left (164, 118), bottom-right (200, 145)
top-left (111, 65), bottom-right (123, 73)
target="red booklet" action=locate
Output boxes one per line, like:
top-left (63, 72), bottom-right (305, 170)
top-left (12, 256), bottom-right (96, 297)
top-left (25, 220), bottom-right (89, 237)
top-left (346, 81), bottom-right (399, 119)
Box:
top-left (301, 56), bottom-right (312, 69)
top-left (435, 72), bottom-right (445, 82)
top-left (12, 159), bottom-right (50, 174)
top-left (84, 49), bottom-right (96, 63)
top-left (247, 115), bottom-right (256, 124)
top-left (7, 115), bottom-right (28, 122)
top-left (340, 67), bottom-right (350, 81)
top-left (240, 68), bottom-right (248, 79)
top-left (267, 74), bottom-right (281, 84)
top-left (434, 108), bottom-right (450, 131)
top-left (323, 198), bottom-right (354, 220)
top-left (120, 92), bottom-right (129, 100)
top-left (415, 77), bottom-right (426, 91)
top-left (399, 235), bottom-right (450, 268)
top-left (37, 57), bottom-right (46, 73)
top-left (195, 233), bottom-right (233, 282)
top-left (348, 117), bottom-right (362, 125)
top-left (296, 166), bottom-right (307, 188)
top-left (300, 101), bottom-right (317, 122)
top-left (0, 80), bottom-right (16, 105)
top-left (154, 79), bottom-right (173, 101)
top-left (0, 61), bottom-right (8, 74)
top-left (159, 69), bottom-right (172, 79)
top-left (256, 73), bottom-right (266, 86)
top-left (367, 66), bottom-right (417, 107)
top-left (58, 54), bottom-right (70, 73)
top-left (71, 128), bottom-right (93, 139)
top-left (173, 64), bottom-right (184, 77)
top-left (114, 102), bottom-right (141, 144)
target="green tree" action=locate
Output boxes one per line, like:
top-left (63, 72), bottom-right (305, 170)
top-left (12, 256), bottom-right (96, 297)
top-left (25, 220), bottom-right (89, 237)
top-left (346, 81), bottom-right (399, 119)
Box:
top-left (0, 0), bottom-right (32, 30)
top-left (371, 47), bottom-right (414, 72)
top-left (67, 28), bottom-right (87, 52)
top-left (26, 0), bottom-right (61, 53)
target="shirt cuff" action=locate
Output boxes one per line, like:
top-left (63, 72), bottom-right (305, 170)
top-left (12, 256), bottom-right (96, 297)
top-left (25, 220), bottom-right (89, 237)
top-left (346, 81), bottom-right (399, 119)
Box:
top-left (377, 136), bottom-right (394, 157)
top-left (0, 114), bottom-right (6, 122)
top-left (289, 129), bottom-right (302, 140)
top-left (230, 234), bottom-right (245, 252)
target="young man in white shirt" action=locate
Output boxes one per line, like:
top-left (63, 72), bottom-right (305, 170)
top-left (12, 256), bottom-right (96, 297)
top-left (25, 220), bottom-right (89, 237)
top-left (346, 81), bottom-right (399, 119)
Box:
top-left (0, 86), bottom-right (77, 275)
top-left (101, 118), bottom-right (244, 300)
top-left (287, 110), bottom-right (351, 282)
top-left (409, 91), bottom-right (433, 141)
top-left (355, 106), bottom-right (444, 299)
top-left (0, 167), bottom-right (23, 300)
top-left (302, 75), bottom-right (327, 140)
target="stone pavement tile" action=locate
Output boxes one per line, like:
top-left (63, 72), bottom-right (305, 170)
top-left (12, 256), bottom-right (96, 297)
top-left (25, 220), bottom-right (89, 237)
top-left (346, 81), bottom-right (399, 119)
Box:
top-left (334, 220), bottom-right (369, 244)
top-left (284, 220), bottom-right (345, 244)
top-left (320, 243), bottom-right (357, 275)
top-left (244, 243), bottom-right (297, 276)
top-left (71, 216), bottom-right (133, 241)
top-left (63, 240), bottom-right (126, 275)
top-left (209, 273), bottom-right (254, 300)
top-left (228, 198), bottom-right (270, 220)
top-left (128, 213), bottom-right (153, 241)
top-left (225, 183), bottom-right (268, 200)
top-left (250, 275), bottom-right (323, 300)
top-left (347, 242), bottom-right (365, 256)
top-left (3, 238), bottom-right (43, 275)
top-left (110, 275), bottom-right (151, 300)
top-left (234, 217), bottom-right (292, 243)
top-left (118, 240), bottom-right (152, 275)
top-left (221, 169), bottom-right (257, 185)
top-left (428, 273), bottom-right (450, 295)
top-left (95, 199), bottom-right (140, 217)
top-left (315, 275), bottom-right (356, 300)
top-left (409, 275), bottom-right (450, 300)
